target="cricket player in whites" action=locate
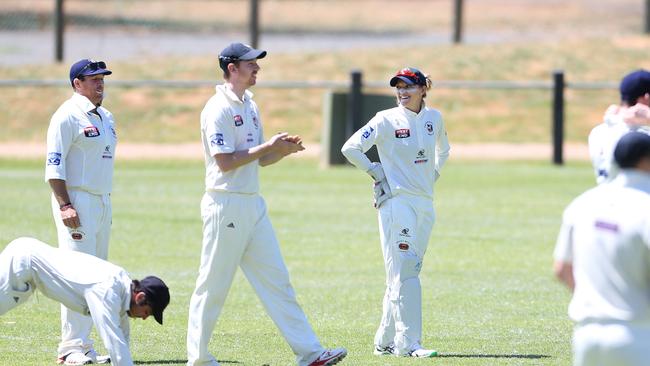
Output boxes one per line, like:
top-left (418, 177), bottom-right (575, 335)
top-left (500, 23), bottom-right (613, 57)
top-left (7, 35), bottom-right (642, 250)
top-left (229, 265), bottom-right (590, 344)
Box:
top-left (0, 237), bottom-right (170, 366)
top-left (554, 132), bottom-right (650, 366)
top-left (341, 67), bottom-right (450, 357)
top-left (45, 59), bottom-right (117, 365)
top-left (588, 69), bottom-right (650, 184)
top-left (186, 42), bottom-right (347, 366)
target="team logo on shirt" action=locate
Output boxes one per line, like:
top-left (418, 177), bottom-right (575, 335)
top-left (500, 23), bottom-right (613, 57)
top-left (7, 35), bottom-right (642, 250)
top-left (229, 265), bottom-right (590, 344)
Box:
top-left (70, 229), bottom-right (85, 241)
top-left (398, 242), bottom-right (410, 251)
top-left (414, 149), bottom-right (428, 164)
top-left (102, 145), bottom-right (113, 159)
top-left (234, 115), bottom-right (244, 127)
top-left (425, 121), bottom-right (434, 135)
top-left (47, 152), bottom-right (62, 166)
top-left (84, 126), bottom-right (100, 137)
top-left (210, 133), bottom-right (224, 146)
top-left (399, 228), bottom-right (411, 237)
top-left (251, 111), bottom-right (259, 129)
top-left (395, 129), bottom-right (410, 138)
top-left (362, 126), bottom-right (374, 139)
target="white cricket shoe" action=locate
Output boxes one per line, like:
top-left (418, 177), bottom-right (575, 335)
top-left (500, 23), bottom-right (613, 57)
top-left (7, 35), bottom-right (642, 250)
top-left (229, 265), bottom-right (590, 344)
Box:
top-left (407, 344), bottom-right (437, 358)
top-left (57, 350), bottom-right (111, 365)
top-left (373, 344), bottom-right (395, 356)
top-left (308, 347), bottom-right (348, 366)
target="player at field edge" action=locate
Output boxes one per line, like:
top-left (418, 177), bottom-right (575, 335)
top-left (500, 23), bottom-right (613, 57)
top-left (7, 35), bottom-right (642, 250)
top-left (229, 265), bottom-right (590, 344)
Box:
top-left (588, 69), bottom-right (650, 184)
top-left (185, 42), bottom-right (347, 366)
top-left (45, 58), bottom-right (117, 365)
top-left (0, 237), bottom-right (170, 366)
top-left (554, 132), bottom-right (650, 366)
top-left (341, 67), bottom-right (450, 357)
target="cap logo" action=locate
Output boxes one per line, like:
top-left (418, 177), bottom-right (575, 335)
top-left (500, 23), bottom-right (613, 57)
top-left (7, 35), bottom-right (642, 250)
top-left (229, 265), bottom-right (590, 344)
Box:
top-left (397, 68), bottom-right (420, 82)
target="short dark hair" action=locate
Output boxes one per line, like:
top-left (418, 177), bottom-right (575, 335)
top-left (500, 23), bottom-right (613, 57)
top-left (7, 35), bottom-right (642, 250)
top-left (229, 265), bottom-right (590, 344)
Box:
top-left (614, 132), bottom-right (650, 168)
top-left (221, 60), bottom-right (240, 79)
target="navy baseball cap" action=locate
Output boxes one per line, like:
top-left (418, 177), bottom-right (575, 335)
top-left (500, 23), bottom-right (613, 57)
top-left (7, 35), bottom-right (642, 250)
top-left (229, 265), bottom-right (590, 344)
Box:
top-left (218, 42), bottom-right (267, 71)
top-left (390, 67), bottom-right (427, 87)
top-left (69, 59), bottom-right (112, 85)
top-left (613, 131), bottom-right (650, 169)
top-left (619, 69), bottom-right (650, 104)
top-left (140, 276), bottom-right (170, 325)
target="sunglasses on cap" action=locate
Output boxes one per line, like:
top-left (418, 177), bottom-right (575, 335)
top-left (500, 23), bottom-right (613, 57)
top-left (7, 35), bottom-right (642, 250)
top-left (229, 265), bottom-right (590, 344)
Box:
top-left (74, 61), bottom-right (107, 79)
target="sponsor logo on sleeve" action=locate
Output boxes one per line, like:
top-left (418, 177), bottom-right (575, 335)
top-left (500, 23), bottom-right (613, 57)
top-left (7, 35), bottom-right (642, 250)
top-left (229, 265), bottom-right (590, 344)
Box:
top-left (110, 126), bottom-right (117, 139)
top-left (361, 126), bottom-right (374, 139)
top-left (395, 128), bottom-right (410, 138)
top-left (210, 133), bottom-right (224, 146)
top-left (251, 111), bottom-right (259, 129)
top-left (234, 115), bottom-right (243, 127)
top-left (47, 152), bottom-right (62, 165)
top-left (83, 126), bottom-right (100, 137)
top-left (595, 220), bottom-right (619, 233)
top-left (425, 121), bottom-right (434, 135)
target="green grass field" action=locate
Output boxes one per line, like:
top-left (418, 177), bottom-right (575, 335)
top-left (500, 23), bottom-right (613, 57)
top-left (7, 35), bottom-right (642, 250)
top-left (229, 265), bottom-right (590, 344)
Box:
top-left (0, 157), bottom-right (593, 365)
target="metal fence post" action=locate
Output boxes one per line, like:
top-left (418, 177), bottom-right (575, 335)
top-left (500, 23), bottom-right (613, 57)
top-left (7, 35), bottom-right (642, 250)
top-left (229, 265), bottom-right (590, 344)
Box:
top-left (453, 0), bottom-right (464, 44)
top-left (55, 0), bottom-right (64, 62)
top-left (552, 70), bottom-right (565, 165)
top-left (249, 0), bottom-right (259, 48)
top-left (346, 70), bottom-right (363, 139)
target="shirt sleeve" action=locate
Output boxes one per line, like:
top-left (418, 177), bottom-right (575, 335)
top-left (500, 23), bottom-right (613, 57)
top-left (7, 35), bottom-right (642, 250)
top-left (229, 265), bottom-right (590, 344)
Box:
top-left (340, 114), bottom-right (381, 172)
top-left (553, 204), bottom-right (575, 263)
top-left (435, 112), bottom-right (450, 172)
top-left (85, 284), bottom-right (133, 366)
top-left (45, 112), bottom-right (74, 182)
top-left (205, 107), bottom-right (236, 156)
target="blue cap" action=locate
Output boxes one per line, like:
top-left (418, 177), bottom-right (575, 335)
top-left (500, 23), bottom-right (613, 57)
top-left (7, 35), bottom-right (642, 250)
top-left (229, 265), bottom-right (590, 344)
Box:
top-left (619, 69), bottom-right (650, 104)
top-left (614, 131), bottom-right (650, 169)
top-left (390, 67), bottom-right (427, 87)
top-left (69, 59), bottom-right (112, 85)
top-left (218, 42), bottom-right (267, 71)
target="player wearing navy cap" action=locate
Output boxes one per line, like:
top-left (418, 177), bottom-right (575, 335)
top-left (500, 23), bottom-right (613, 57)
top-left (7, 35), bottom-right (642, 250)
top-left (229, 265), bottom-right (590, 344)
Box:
top-left (588, 69), bottom-right (650, 184)
top-left (186, 42), bottom-right (347, 366)
top-left (45, 58), bottom-right (117, 365)
top-left (341, 67), bottom-right (450, 358)
top-left (555, 132), bottom-right (650, 366)
top-left (0, 237), bottom-right (170, 366)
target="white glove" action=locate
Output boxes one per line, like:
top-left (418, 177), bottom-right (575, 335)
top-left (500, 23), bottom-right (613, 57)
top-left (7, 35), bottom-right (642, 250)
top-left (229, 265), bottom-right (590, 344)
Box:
top-left (373, 179), bottom-right (392, 208)
top-left (366, 163), bottom-right (392, 208)
top-left (366, 162), bottom-right (385, 182)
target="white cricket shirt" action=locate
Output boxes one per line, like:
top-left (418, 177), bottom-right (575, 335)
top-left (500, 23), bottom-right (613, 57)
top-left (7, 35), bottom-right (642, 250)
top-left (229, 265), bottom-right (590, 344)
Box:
top-left (554, 171), bottom-right (650, 325)
top-left (588, 106), bottom-right (650, 184)
top-left (45, 93), bottom-right (117, 195)
top-left (341, 104), bottom-right (450, 200)
top-left (14, 237), bottom-right (134, 365)
top-left (201, 84), bottom-right (264, 194)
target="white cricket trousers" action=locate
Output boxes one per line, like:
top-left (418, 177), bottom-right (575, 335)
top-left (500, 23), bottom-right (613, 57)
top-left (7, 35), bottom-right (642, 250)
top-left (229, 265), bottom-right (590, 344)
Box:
top-left (0, 239), bottom-right (35, 315)
top-left (186, 191), bottom-right (324, 366)
top-left (374, 193), bottom-right (435, 355)
top-left (51, 190), bottom-right (111, 356)
top-left (573, 322), bottom-right (650, 366)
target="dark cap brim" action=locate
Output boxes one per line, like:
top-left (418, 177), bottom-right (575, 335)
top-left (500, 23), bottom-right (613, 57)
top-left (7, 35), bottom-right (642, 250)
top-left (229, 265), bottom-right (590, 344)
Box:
top-left (153, 309), bottom-right (163, 325)
top-left (239, 49), bottom-right (267, 61)
top-left (82, 69), bottom-right (112, 77)
top-left (390, 75), bottom-right (416, 87)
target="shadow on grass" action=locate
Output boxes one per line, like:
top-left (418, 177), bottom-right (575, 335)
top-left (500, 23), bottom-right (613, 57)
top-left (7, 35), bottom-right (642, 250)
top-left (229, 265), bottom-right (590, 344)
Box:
top-left (438, 354), bottom-right (551, 359)
top-left (135, 360), bottom-right (242, 365)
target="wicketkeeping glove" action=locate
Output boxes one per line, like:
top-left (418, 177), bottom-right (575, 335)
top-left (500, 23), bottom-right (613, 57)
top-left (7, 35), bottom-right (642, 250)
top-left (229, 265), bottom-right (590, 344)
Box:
top-left (366, 163), bottom-right (392, 208)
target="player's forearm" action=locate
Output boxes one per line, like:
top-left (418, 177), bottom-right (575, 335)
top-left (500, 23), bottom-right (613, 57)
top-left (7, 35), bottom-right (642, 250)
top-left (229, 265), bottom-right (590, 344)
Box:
top-left (259, 151), bottom-right (285, 166)
top-left (341, 143), bottom-right (372, 172)
top-left (553, 261), bottom-right (575, 292)
top-left (48, 179), bottom-right (71, 206)
top-left (215, 142), bottom-right (276, 172)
